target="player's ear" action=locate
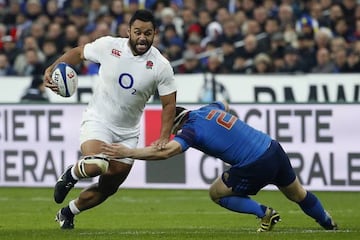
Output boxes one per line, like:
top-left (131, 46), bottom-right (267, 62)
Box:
top-left (222, 100), bottom-right (229, 112)
top-left (154, 28), bottom-right (159, 36)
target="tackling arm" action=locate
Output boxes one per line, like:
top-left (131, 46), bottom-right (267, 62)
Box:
top-left (101, 140), bottom-right (183, 161)
top-left (154, 91), bottom-right (176, 148)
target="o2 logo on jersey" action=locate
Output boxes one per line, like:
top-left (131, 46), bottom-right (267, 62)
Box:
top-left (118, 73), bottom-right (136, 95)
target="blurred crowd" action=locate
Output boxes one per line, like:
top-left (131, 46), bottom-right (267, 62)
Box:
top-left (1, 0), bottom-right (360, 78)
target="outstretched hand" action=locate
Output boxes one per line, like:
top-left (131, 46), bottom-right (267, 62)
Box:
top-left (101, 143), bottom-right (130, 159)
top-left (43, 66), bottom-right (59, 94)
top-left (151, 137), bottom-right (169, 150)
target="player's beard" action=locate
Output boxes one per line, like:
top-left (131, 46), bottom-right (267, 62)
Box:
top-left (129, 37), bottom-right (153, 56)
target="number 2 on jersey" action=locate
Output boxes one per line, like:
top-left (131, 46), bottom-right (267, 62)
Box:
top-left (205, 110), bottom-right (236, 130)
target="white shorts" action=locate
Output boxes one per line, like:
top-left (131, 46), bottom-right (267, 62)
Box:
top-left (80, 120), bottom-right (139, 165)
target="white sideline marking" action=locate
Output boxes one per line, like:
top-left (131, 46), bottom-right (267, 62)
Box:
top-left (78, 229), bottom-right (358, 236)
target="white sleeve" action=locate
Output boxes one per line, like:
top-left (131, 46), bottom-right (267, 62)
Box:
top-left (83, 36), bottom-right (112, 63)
top-left (157, 62), bottom-right (177, 96)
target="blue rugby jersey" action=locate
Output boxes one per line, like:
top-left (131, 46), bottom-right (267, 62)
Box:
top-left (173, 102), bottom-right (272, 167)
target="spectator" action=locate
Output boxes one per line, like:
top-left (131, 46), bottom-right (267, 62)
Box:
top-left (185, 34), bottom-right (203, 54)
top-left (1, 34), bottom-right (21, 65)
top-left (340, 0), bottom-right (357, 31)
top-left (242, 19), bottom-right (262, 36)
top-left (296, 33), bottom-right (316, 73)
top-left (205, 53), bottom-right (225, 74)
top-left (22, 48), bottom-right (44, 76)
top-left (346, 51), bottom-right (360, 72)
top-left (175, 49), bottom-right (203, 74)
top-left (20, 75), bottom-right (50, 103)
top-left (159, 7), bottom-right (183, 37)
top-left (253, 6), bottom-right (268, 31)
top-left (216, 18), bottom-right (243, 46)
top-left (333, 48), bottom-right (351, 73)
top-left (252, 53), bottom-right (273, 74)
top-left (1, 0), bottom-right (21, 26)
top-left (263, 0), bottom-right (278, 18)
top-left (44, 0), bottom-right (62, 21)
top-left (216, 7), bottom-right (231, 26)
top-left (13, 35), bottom-right (45, 75)
top-left (87, 0), bottom-right (108, 25)
top-left (295, 15), bottom-right (318, 39)
top-left (262, 17), bottom-right (281, 51)
top-left (311, 47), bottom-right (336, 73)
top-left (116, 22), bottom-right (128, 38)
top-left (42, 39), bottom-right (60, 69)
top-left (203, 0), bottom-right (222, 20)
top-left (45, 22), bottom-right (65, 54)
top-left (69, 9), bottom-right (89, 33)
top-left (232, 9), bottom-right (248, 31)
top-left (29, 21), bottom-right (46, 48)
top-left (330, 36), bottom-right (347, 53)
top-left (277, 3), bottom-right (295, 31)
top-left (108, 0), bottom-right (125, 34)
top-left (314, 27), bottom-right (333, 50)
top-left (278, 46), bottom-right (306, 74)
top-left (180, 7), bottom-right (198, 40)
top-left (221, 39), bottom-right (237, 73)
top-left (161, 24), bottom-right (179, 48)
top-left (63, 24), bottom-right (80, 50)
top-left (200, 21), bottom-right (222, 49)
top-left (323, 4), bottom-right (344, 33)
top-left (197, 9), bottom-right (212, 39)
top-left (333, 18), bottom-right (355, 43)
top-left (1, 0), bottom-right (359, 76)
top-left (268, 32), bottom-right (286, 58)
top-left (0, 53), bottom-right (17, 76)
top-left (236, 34), bottom-right (261, 66)
top-left (166, 37), bottom-right (184, 61)
top-left (241, 0), bottom-right (257, 18)
top-left (354, 19), bottom-right (360, 41)
top-left (90, 22), bottom-right (111, 41)
top-left (24, 0), bottom-right (43, 21)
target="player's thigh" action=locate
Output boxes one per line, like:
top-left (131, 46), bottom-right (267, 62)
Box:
top-left (278, 177), bottom-right (307, 203)
top-left (209, 176), bottom-right (233, 203)
top-left (80, 120), bottom-right (113, 155)
top-left (81, 139), bottom-right (105, 155)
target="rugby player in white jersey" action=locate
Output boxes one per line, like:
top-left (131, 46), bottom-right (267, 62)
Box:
top-left (43, 9), bottom-right (177, 229)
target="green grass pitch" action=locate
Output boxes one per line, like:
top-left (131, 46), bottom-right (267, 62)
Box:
top-left (0, 187), bottom-right (358, 240)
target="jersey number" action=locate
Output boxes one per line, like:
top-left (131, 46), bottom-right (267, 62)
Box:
top-left (118, 73), bottom-right (136, 95)
top-left (206, 110), bottom-right (236, 130)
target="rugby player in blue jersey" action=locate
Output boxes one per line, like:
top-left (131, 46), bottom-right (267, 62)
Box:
top-left (101, 101), bottom-right (337, 232)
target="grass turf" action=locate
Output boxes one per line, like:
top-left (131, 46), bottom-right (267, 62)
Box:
top-left (0, 188), bottom-right (358, 240)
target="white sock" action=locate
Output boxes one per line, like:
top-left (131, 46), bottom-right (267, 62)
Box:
top-left (69, 200), bottom-right (81, 215)
top-left (71, 165), bottom-right (79, 180)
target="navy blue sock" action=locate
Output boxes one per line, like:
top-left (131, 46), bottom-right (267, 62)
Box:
top-left (219, 196), bottom-right (266, 218)
top-left (298, 191), bottom-right (327, 224)
top-left (61, 206), bottom-right (74, 218)
top-left (65, 167), bottom-right (77, 183)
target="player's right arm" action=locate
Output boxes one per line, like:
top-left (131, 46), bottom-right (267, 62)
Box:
top-left (101, 140), bottom-right (183, 161)
top-left (43, 46), bottom-right (85, 91)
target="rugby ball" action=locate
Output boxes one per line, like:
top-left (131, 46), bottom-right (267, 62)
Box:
top-left (51, 62), bottom-right (78, 97)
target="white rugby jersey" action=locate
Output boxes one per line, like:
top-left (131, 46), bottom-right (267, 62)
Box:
top-left (83, 36), bottom-right (176, 131)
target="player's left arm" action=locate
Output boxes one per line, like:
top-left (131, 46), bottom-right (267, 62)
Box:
top-left (101, 140), bottom-right (182, 160)
top-left (154, 91), bottom-right (176, 149)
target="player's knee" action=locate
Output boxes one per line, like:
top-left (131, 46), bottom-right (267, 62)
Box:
top-left (209, 185), bottom-right (221, 204)
top-left (77, 154), bottom-right (110, 178)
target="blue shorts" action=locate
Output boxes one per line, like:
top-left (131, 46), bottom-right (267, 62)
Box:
top-left (221, 140), bottom-right (296, 196)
